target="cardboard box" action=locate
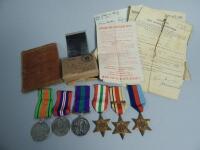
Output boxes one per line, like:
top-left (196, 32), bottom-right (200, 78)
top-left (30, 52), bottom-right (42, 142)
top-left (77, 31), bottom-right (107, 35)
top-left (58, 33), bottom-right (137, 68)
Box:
top-left (62, 54), bottom-right (99, 83)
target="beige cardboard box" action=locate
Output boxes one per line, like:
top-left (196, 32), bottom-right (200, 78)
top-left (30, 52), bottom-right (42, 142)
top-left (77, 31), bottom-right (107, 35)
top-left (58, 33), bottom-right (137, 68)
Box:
top-left (62, 54), bottom-right (99, 83)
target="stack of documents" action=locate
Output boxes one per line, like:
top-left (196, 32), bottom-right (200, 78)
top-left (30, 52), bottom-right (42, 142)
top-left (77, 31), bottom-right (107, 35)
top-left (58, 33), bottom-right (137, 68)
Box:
top-left (94, 5), bottom-right (192, 100)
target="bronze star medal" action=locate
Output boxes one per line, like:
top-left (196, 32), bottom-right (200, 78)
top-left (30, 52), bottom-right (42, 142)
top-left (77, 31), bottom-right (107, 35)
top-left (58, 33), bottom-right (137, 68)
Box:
top-left (112, 115), bottom-right (131, 139)
top-left (132, 113), bottom-right (151, 136)
top-left (93, 114), bottom-right (111, 137)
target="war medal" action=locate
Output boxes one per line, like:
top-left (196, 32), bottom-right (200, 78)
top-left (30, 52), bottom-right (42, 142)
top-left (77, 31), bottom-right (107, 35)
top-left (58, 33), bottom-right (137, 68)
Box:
top-left (92, 84), bottom-right (111, 137)
top-left (127, 85), bottom-right (151, 136)
top-left (71, 86), bottom-right (90, 136)
top-left (110, 86), bottom-right (131, 139)
top-left (51, 90), bottom-right (72, 136)
top-left (31, 89), bottom-right (53, 142)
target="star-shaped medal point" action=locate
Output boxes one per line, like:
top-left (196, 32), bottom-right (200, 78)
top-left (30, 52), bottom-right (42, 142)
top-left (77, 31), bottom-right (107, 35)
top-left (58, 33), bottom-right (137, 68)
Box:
top-left (93, 114), bottom-right (111, 137)
top-left (132, 113), bottom-right (151, 136)
top-left (112, 115), bottom-right (131, 139)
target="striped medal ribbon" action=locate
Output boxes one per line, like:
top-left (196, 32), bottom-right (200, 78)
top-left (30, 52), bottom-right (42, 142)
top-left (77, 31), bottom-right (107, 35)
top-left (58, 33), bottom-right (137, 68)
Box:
top-left (109, 86), bottom-right (131, 139)
top-left (34, 88), bottom-right (53, 119)
top-left (109, 86), bottom-right (127, 115)
top-left (71, 86), bottom-right (90, 136)
top-left (53, 91), bottom-right (72, 117)
top-left (92, 85), bottom-right (111, 137)
top-left (73, 85), bottom-right (90, 113)
top-left (127, 85), bottom-right (145, 113)
top-left (31, 89), bottom-right (53, 142)
top-left (127, 85), bottom-right (151, 136)
top-left (92, 84), bottom-right (109, 113)
top-left (51, 91), bottom-right (72, 136)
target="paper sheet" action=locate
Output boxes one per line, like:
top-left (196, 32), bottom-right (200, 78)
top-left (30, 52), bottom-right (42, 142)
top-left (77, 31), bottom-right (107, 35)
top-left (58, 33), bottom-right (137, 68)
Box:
top-left (94, 8), bottom-right (128, 62)
top-left (129, 6), bottom-right (166, 91)
top-left (149, 18), bottom-right (192, 99)
top-left (184, 62), bottom-right (191, 80)
top-left (94, 8), bottom-right (128, 25)
top-left (128, 6), bottom-right (192, 99)
top-left (97, 22), bottom-right (144, 84)
top-left (128, 5), bottom-right (191, 81)
top-left (128, 5), bottom-right (186, 21)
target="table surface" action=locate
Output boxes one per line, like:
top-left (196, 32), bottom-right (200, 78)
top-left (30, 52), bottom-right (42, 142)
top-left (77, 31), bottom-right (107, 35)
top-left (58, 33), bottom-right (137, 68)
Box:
top-left (0, 0), bottom-right (200, 150)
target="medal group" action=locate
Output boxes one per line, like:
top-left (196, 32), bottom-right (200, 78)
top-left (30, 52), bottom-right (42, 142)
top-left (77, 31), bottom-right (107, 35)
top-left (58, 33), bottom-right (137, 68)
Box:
top-left (31, 85), bottom-right (151, 142)
top-left (20, 4), bottom-right (192, 142)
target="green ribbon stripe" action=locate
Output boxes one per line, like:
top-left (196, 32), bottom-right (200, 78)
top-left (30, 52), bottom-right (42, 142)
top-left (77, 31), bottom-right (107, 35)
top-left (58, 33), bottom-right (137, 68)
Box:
top-left (34, 90), bottom-right (43, 119)
top-left (47, 88), bottom-right (53, 117)
top-left (79, 86), bottom-right (85, 112)
top-left (34, 89), bottom-right (53, 119)
top-left (98, 85), bottom-right (104, 112)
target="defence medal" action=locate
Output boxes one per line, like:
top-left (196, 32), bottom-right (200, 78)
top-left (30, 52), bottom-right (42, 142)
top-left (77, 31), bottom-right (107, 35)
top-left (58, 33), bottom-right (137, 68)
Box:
top-left (110, 86), bottom-right (131, 139)
top-left (92, 84), bottom-right (111, 137)
top-left (71, 86), bottom-right (90, 136)
top-left (51, 90), bottom-right (72, 136)
top-left (127, 85), bottom-right (151, 136)
top-left (31, 89), bottom-right (53, 142)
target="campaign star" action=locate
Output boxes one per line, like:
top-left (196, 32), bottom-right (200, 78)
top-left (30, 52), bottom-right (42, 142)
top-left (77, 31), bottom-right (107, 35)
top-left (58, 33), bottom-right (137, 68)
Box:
top-left (93, 114), bottom-right (111, 137)
top-left (132, 113), bottom-right (151, 136)
top-left (112, 115), bottom-right (131, 139)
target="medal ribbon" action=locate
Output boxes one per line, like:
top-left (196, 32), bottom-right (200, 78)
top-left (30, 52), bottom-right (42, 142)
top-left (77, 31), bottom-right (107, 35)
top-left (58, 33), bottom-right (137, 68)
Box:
top-left (109, 86), bottom-right (126, 115)
top-left (92, 84), bottom-right (109, 113)
top-left (53, 90), bottom-right (72, 117)
top-left (73, 86), bottom-right (90, 113)
top-left (127, 85), bottom-right (145, 113)
top-left (34, 89), bottom-right (53, 119)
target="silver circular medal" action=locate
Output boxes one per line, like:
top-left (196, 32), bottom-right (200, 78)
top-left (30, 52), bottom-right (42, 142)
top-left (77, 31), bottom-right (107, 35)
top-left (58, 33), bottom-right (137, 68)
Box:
top-left (71, 115), bottom-right (90, 136)
top-left (51, 117), bottom-right (70, 136)
top-left (31, 121), bottom-right (50, 142)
